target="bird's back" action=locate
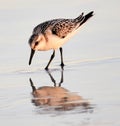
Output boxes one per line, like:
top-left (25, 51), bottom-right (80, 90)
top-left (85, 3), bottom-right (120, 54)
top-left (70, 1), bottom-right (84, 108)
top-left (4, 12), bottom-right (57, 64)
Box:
top-left (33, 19), bottom-right (63, 35)
top-left (32, 11), bottom-right (93, 37)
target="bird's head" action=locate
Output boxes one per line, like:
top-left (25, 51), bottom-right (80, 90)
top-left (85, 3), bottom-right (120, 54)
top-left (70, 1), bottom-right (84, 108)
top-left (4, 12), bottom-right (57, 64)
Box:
top-left (29, 34), bottom-right (45, 50)
top-left (28, 34), bottom-right (45, 65)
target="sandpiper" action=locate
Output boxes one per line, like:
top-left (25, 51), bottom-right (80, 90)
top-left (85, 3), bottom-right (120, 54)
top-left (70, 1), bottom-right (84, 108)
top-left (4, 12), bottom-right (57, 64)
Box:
top-left (28, 11), bottom-right (94, 70)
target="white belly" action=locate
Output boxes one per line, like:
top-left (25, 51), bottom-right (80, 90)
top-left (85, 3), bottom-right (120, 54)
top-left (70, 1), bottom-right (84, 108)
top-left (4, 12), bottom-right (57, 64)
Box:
top-left (46, 28), bottom-right (80, 50)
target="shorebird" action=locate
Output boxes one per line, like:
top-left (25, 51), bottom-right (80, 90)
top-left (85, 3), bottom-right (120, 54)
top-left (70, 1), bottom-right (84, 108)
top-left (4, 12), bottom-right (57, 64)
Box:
top-left (28, 11), bottom-right (94, 70)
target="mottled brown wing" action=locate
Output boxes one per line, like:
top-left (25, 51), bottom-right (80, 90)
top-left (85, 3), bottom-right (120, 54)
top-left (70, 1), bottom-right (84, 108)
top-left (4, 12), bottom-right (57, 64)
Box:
top-left (52, 19), bottom-right (77, 38)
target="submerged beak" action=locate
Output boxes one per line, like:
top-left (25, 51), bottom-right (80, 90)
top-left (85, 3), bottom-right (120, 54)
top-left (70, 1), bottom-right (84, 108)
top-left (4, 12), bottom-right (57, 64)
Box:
top-left (29, 49), bottom-right (35, 65)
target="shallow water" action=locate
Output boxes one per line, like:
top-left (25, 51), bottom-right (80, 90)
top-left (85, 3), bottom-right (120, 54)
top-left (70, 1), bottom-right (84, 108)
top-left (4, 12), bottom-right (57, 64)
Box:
top-left (0, 0), bottom-right (120, 126)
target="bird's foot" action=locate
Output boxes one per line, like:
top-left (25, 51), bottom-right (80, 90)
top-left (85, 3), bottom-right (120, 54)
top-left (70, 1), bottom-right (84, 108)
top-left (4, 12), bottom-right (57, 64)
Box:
top-left (60, 63), bottom-right (65, 66)
top-left (60, 63), bottom-right (65, 70)
top-left (45, 66), bottom-right (49, 71)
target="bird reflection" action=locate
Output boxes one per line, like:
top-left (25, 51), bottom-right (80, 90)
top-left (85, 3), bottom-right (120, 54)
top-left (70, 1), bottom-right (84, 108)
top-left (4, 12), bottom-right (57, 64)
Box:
top-left (29, 70), bottom-right (90, 111)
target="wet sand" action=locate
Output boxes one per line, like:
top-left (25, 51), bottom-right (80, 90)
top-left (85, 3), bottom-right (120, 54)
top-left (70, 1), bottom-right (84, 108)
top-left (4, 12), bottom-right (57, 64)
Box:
top-left (0, 0), bottom-right (120, 126)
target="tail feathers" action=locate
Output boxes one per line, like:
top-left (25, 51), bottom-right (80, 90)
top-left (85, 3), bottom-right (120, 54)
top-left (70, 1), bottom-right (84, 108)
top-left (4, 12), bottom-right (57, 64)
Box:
top-left (80, 11), bottom-right (94, 25)
top-left (75, 11), bottom-right (94, 26)
top-left (75, 12), bottom-right (84, 22)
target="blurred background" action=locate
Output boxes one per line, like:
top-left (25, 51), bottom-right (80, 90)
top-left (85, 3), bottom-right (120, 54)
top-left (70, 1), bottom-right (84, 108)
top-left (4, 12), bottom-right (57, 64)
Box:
top-left (0, 0), bottom-right (120, 126)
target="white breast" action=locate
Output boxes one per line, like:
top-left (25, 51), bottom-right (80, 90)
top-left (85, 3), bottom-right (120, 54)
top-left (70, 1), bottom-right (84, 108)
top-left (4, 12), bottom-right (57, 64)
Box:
top-left (46, 28), bottom-right (80, 50)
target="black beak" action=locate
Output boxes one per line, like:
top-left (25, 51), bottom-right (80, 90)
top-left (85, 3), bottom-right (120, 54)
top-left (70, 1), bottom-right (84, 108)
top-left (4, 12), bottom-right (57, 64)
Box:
top-left (29, 49), bottom-right (35, 65)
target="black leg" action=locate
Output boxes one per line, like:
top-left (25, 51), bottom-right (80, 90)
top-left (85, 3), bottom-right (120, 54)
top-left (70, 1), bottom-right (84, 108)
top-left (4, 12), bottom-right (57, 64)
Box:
top-left (45, 50), bottom-right (55, 70)
top-left (59, 47), bottom-right (65, 68)
top-left (59, 69), bottom-right (64, 87)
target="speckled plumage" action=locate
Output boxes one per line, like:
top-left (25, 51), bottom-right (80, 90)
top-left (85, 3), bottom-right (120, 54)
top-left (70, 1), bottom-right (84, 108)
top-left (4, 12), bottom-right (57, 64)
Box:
top-left (28, 11), bottom-right (94, 69)
top-left (29, 12), bottom-right (86, 45)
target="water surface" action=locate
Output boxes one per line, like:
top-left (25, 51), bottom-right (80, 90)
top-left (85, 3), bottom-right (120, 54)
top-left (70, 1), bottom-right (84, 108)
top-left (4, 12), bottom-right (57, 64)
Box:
top-left (0, 0), bottom-right (120, 126)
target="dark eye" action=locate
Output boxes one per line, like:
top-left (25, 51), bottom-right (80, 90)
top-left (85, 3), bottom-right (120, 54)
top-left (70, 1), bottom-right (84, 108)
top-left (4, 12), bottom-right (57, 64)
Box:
top-left (35, 41), bottom-right (39, 46)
